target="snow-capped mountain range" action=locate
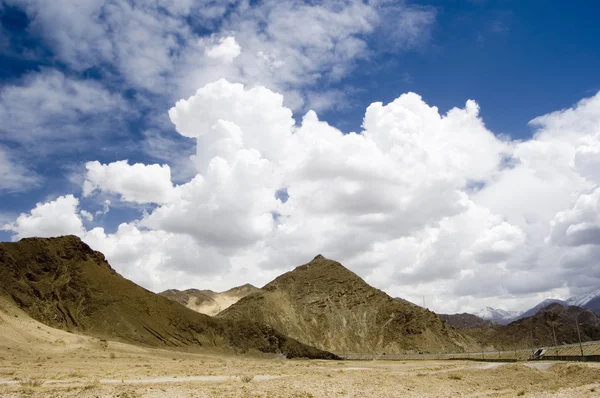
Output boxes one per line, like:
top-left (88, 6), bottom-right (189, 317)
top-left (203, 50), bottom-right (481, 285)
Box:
top-left (474, 307), bottom-right (523, 324)
top-left (474, 288), bottom-right (600, 325)
top-left (566, 288), bottom-right (600, 307)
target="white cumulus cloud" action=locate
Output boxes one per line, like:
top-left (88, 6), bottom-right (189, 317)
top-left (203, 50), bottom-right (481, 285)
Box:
top-left (4, 195), bottom-right (85, 240)
top-left (83, 160), bottom-right (174, 204)
top-left (205, 36), bottom-right (241, 64)
top-left (79, 79), bottom-right (514, 303)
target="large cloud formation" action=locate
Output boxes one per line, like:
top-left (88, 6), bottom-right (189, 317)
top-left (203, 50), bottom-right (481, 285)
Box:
top-left (6, 79), bottom-right (600, 314)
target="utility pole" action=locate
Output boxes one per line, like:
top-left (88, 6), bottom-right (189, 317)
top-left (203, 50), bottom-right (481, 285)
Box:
top-left (576, 318), bottom-right (584, 357)
top-left (529, 319), bottom-right (535, 355)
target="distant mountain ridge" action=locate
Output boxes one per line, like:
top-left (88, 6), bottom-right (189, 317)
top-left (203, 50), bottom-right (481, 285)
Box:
top-left (474, 288), bottom-right (600, 325)
top-left (160, 284), bottom-right (259, 316)
top-left (466, 303), bottom-right (600, 350)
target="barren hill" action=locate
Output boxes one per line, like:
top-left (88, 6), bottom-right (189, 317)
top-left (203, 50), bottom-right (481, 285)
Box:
top-left (438, 313), bottom-right (498, 329)
top-left (218, 255), bottom-right (475, 354)
top-left (466, 303), bottom-right (600, 350)
top-left (0, 236), bottom-right (337, 359)
top-left (160, 284), bottom-right (259, 316)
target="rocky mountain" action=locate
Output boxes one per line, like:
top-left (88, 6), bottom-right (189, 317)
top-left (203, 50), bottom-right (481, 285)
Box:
top-left (512, 291), bottom-right (600, 321)
top-left (0, 236), bottom-right (337, 359)
top-left (466, 303), bottom-right (600, 350)
top-left (474, 307), bottom-right (523, 325)
top-left (160, 284), bottom-right (259, 316)
top-left (438, 313), bottom-right (498, 329)
top-left (218, 255), bottom-right (476, 354)
top-left (514, 299), bottom-right (566, 321)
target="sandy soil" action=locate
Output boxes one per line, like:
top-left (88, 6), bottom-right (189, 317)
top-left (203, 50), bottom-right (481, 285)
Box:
top-left (1, 298), bottom-right (600, 397)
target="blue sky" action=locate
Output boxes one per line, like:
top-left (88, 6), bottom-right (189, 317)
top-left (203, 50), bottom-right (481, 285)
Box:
top-left (332, 0), bottom-right (600, 137)
top-left (1, 0), bottom-right (600, 313)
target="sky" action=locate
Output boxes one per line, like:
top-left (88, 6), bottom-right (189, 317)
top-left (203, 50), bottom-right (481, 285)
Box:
top-left (1, 0), bottom-right (600, 314)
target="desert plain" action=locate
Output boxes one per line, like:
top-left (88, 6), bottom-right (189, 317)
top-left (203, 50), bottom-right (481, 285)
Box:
top-left (1, 298), bottom-right (600, 398)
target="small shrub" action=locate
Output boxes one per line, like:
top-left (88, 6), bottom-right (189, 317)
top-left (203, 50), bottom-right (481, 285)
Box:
top-left (82, 379), bottom-right (100, 391)
top-left (117, 390), bottom-right (140, 398)
top-left (517, 390), bottom-right (525, 396)
top-left (240, 375), bottom-right (254, 383)
top-left (448, 374), bottom-right (462, 380)
top-left (19, 378), bottom-right (46, 387)
top-left (109, 352), bottom-right (116, 359)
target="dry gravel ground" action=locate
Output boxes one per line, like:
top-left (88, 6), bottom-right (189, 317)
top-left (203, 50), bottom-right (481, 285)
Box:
top-left (2, 355), bottom-right (600, 398)
top-left (2, 300), bottom-right (600, 397)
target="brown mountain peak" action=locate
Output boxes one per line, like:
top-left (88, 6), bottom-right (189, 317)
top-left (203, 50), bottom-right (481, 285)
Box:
top-left (220, 256), bottom-right (474, 354)
top-left (262, 255), bottom-right (367, 294)
top-left (225, 283), bottom-right (258, 293)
